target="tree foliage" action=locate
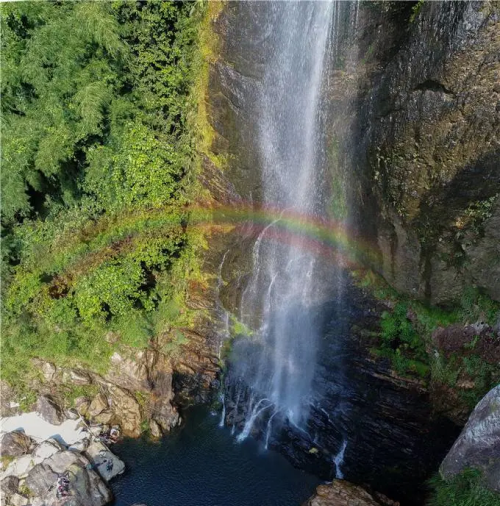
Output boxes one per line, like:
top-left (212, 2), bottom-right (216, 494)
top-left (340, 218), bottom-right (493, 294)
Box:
top-left (1, 0), bottom-right (205, 385)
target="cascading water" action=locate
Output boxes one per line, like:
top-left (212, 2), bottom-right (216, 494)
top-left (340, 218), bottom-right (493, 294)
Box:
top-left (226, 1), bottom-right (344, 440)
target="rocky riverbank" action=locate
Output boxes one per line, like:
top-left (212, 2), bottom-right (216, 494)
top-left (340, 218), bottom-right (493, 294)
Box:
top-left (0, 417), bottom-right (126, 506)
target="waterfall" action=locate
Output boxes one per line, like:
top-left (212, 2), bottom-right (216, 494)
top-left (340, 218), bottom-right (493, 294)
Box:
top-left (229, 0), bottom-right (342, 440)
top-left (333, 439), bottom-right (348, 479)
top-left (219, 392), bottom-right (226, 428)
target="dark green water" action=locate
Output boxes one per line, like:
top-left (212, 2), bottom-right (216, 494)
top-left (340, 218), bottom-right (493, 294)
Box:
top-left (111, 406), bottom-right (321, 506)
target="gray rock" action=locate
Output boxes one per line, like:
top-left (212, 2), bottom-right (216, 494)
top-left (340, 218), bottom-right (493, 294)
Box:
top-left (0, 431), bottom-right (33, 458)
top-left (1, 454), bottom-right (37, 479)
top-left (41, 362), bottom-right (57, 382)
top-left (149, 420), bottom-right (162, 439)
top-left (68, 438), bottom-right (90, 453)
top-left (10, 493), bottom-right (29, 506)
top-left (441, 384), bottom-right (500, 492)
top-left (33, 439), bottom-right (65, 461)
top-left (36, 396), bottom-right (64, 425)
top-left (88, 394), bottom-right (108, 418)
top-left (1, 475), bottom-right (19, 498)
top-left (85, 441), bottom-right (125, 482)
top-left (26, 450), bottom-right (111, 506)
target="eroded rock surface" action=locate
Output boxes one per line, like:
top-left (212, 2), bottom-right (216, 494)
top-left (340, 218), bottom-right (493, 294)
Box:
top-left (37, 396), bottom-right (65, 426)
top-left (0, 431), bottom-right (34, 458)
top-left (26, 450), bottom-right (111, 506)
top-left (441, 384), bottom-right (500, 492)
top-left (303, 480), bottom-right (398, 506)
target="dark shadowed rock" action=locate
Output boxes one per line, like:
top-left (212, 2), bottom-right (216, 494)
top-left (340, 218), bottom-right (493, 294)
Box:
top-left (441, 384), bottom-right (500, 492)
top-left (0, 475), bottom-right (19, 499)
top-left (0, 431), bottom-right (34, 458)
top-left (36, 396), bottom-right (64, 425)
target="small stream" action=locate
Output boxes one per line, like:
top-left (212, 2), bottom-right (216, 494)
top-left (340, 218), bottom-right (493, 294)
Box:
top-left (110, 406), bottom-right (320, 506)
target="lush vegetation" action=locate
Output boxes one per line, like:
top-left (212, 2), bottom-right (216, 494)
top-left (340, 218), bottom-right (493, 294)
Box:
top-left (352, 269), bottom-right (500, 406)
top-left (427, 469), bottom-right (499, 506)
top-left (1, 1), bottom-right (210, 391)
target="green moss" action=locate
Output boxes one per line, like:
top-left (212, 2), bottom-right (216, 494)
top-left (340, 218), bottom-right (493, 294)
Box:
top-left (352, 269), bottom-right (499, 395)
top-left (18, 484), bottom-right (34, 498)
top-left (410, 0), bottom-right (425, 23)
top-left (1, 455), bottom-right (15, 468)
top-left (161, 330), bottom-right (189, 357)
top-left (192, 0), bottom-right (227, 169)
top-left (427, 469), bottom-right (499, 506)
top-left (63, 384), bottom-right (100, 408)
top-left (230, 315), bottom-right (253, 337)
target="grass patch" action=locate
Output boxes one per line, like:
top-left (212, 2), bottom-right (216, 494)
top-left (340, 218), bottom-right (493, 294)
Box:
top-left (427, 469), bottom-right (499, 506)
top-left (352, 268), bottom-right (499, 393)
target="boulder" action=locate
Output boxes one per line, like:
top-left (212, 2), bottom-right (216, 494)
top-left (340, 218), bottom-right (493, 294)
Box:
top-left (107, 385), bottom-right (141, 437)
top-left (25, 450), bottom-right (111, 506)
top-left (0, 475), bottom-right (19, 499)
top-left (93, 411), bottom-right (114, 425)
top-left (33, 438), bottom-right (65, 461)
top-left (88, 394), bottom-right (108, 418)
top-left (74, 397), bottom-right (91, 417)
top-left (41, 362), bottom-right (57, 382)
top-left (1, 381), bottom-right (20, 417)
top-left (105, 351), bottom-right (150, 393)
top-left (0, 432), bottom-right (34, 458)
top-left (147, 353), bottom-right (180, 432)
top-left (68, 438), bottom-right (90, 453)
top-left (1, 454), bottom-right (36, 479)
top-left (9, 493), bottom-right (29, 506)
top-left (85, 441), bottom-right (125, 482)
top-left (36, 396), bottom-right (64, 425)
top-left (441, 384), bottom-right (500, 492)
top-left (303, 480), bottom-right (398, 506)
top-left (68, 370), bottom-right (92, 386)
top-left (149, 420), bottom-right (162, 439)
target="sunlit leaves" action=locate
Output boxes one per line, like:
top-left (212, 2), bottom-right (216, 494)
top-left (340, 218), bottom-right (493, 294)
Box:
top-left (1, 0), bottom-right (202, 384)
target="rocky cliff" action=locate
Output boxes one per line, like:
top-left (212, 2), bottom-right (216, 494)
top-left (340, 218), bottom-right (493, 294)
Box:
top-left (201, 1), bottom-right (499, 504)
top-left (349, 1), bottom-right (500, 305)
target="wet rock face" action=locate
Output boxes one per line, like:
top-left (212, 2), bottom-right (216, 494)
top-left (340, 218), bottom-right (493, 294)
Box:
top-left (303, 480), bottom-right (398, 506)
top-left (441, 384), bottom-right (500, 492)
top-left (351, 1), bottom-right (500, 304)
top-left (223, 280), bottom-right (459, 506)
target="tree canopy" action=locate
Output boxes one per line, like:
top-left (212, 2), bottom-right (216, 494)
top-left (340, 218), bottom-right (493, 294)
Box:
top-left (1, 0), bottom-right (206, 387)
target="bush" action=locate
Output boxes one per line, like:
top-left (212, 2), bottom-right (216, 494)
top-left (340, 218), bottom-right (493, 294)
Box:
top-left (1, 0), bottom-right (208, 392)
top-left (427, 469), bottom-right (499, 506)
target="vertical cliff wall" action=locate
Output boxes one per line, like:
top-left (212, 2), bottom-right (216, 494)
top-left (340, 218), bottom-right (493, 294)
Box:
top-left (349, 1), bottom-right (500, 305)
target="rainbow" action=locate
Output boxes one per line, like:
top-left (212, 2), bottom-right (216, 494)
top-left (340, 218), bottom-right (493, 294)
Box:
top-left (12, 200), bottom-right (381, 288)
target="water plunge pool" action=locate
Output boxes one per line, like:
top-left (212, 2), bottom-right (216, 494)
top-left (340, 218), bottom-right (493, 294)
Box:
top-left (110, 406), bottom-right (321, 506)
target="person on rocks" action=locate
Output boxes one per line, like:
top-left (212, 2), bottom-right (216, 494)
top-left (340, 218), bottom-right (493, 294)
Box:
top-left (56, 473), bottom-right (70, 499)
top-left (109, 426), bottom-right (120, 443)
